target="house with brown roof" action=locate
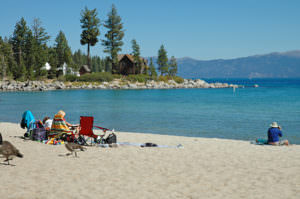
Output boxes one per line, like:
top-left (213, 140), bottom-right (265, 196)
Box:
top-left (114, 54), bottom-right (148, 75)
top-left (79, 65), bottom-right (91, 76)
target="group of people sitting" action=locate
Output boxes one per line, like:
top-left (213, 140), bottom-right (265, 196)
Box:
top-left (21, 110), bottom-right (80, 139)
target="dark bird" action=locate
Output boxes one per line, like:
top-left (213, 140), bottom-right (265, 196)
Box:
top-left (65, 142), bottom-right (86, 157)
top-left (0, 139), bottom-right (23, 165)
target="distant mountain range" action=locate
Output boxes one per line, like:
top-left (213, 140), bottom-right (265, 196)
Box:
top-left (149, 50), bottom-right (300, 78)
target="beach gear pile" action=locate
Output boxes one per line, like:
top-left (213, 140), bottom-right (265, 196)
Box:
top-left (20, 110), bottom-right (183, 148)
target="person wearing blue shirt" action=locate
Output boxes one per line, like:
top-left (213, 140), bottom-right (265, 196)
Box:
top-left (268, 122), bottom-right (289, 146)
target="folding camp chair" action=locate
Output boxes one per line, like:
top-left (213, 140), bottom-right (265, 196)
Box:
top-left (78, 116), bottom-right (110, 145)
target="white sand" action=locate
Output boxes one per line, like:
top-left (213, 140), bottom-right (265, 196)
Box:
top-left (0, 122), bottom-right (299, 199)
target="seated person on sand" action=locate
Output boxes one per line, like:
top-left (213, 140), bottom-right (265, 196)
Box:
top-left (42, 116), bottom-right (53, 131)
top-left (268, 122), bottom-right (289, 146)
top-left (49, 110), bottom-right (79, 138)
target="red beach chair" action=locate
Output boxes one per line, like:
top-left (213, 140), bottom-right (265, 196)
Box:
top-left (78, 116), bottom-right (110, 145)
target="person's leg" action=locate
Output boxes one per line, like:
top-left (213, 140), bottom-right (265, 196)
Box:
top-left (283, 140), bottom-right (289, 146)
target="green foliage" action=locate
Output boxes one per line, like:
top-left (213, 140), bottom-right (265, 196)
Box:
top-left (126, 74), bottom-right (152, 83)
top-left (149, 57), bottom-right (157, 77)
top-left (168, 56), bottom-right (178, 76)
top-left (74, 72), bottom-right (113, 82)
top-left (80, 7), bottom-right (100, 67)
top-left (1, 37), bottom-right (17, 79)
top-left (157, 45), bottom-right (168, 76)
top-left (173, 76), bottom-right (184, 84)
top-left (65, 74), bottom-right (77, 82)
top-left (131, 39), bottom-right (142, 73)
top-left (102, 4), bottom-right (124, 71)
top-left (57, 75), bottom-right (66, 81)
top-left (10, 17), bottom-right (28, 66)
top-left (31, 18), bottom-right (49, 78)
top-left (72, 49), bottom-right (86, 71)
top-left (32, 18), bottom-right (50, 45)
top-left (112, 74), bottom-right (121, 79)
top-left (158, 75), bottom-right (171, 82)
top-left (55, 31), bottom-right (72, 68)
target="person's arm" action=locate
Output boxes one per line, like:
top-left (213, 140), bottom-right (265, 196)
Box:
top-left (65, 121), bottom-right (73, 127)
top-left (278, 128), bottom-right (282, 137)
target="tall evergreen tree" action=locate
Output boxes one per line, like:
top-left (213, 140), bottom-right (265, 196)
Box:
top-left (31, 18), bottom-right (50, 78)
top-left (102, 4), bottom-right (124, 73)
top-left (131, 39), bottom-right (142, 73)
top-left (168, 56), bottom-right (178, 76)
top-left (0, 37), bottom-right (17, 79)
top-left (47, 47), bottom-right (58, 78)
top-left (23, 30), bottom-right (35, 79)
top-left (149, 57), bottom-right (157, 77)
top-left (55, 31), bottom-right (72, 68)
top-left (72, 49), bottom-right (87, 70)
top-left (10, 17), bottom-right (28, 66)
top-left (80, 7), bottom-right (100, 68)
top-left (10, 17), bottom-right (29, 79)
top-left (157, 45), bottom-right (168, 76)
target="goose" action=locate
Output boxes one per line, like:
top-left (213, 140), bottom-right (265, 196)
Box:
top-left (65, 142), bottom-right (86, 157)
top-left (0, 134), bottom-right (23, 165)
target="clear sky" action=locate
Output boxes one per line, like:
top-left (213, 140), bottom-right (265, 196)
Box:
top-left (0, 0), bottom-right (299, 60)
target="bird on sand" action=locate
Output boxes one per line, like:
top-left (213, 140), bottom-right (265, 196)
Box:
top-left (65, 142), bottom-right (86, 157)
top-left (0, 133), bottom-right (23, 165)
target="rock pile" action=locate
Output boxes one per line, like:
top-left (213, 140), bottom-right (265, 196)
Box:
top-left (0, 79), bottom-right (240, 92)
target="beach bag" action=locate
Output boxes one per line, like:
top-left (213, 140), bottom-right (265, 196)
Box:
top-left (31, 121), bottom-right (47, 141)
top-left (20, 118), bottom-right (26, 129)
top-left (104, 133), bottom-right (117, 144)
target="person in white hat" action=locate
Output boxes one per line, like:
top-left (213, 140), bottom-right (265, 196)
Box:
top-left (267, 122), bottom-right (289, 145)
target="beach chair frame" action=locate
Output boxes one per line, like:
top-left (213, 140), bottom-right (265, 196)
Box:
top-left (78, 116), bottom-right (110, 145)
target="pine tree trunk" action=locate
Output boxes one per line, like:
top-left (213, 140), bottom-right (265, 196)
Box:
top-left (87, 43), bottom-right (90, 68)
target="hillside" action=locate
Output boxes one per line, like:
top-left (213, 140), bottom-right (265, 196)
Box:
top-left (171, 50), bottom-right (300, 78)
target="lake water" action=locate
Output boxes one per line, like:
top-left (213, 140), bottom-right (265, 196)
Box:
top-left (0, 78), bottom-right (299, 144)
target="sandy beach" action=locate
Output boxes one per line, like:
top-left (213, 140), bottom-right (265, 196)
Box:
top-left (0, 122), bottom-right (299, 199)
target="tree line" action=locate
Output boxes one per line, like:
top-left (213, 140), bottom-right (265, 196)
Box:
top-left (0, 4), bottom-right (177, 81)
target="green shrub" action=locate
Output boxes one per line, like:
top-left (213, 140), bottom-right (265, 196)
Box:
top-left (65, 74), bottom-right (78, 82)
top-left (57, 75), bottom-right (66, 81)
top-left (158, 75), bottom-right (171, 82)
top-left (173, 76), bottom-right (184, 84)
top-left (78, 72), bottom-right (114, 82)
top-left (112, 74), bottom-right (122, 79)
top-left (126, 74), bottom-right (151, 83)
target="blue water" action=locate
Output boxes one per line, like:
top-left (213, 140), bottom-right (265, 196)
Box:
top-left (0, 78), bottom-right (299, 144)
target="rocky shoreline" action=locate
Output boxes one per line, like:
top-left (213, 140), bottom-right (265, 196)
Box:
top-left (0, 79), bottom-right (240, 92)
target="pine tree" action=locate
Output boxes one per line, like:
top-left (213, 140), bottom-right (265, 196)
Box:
top-left (131, 39), bottom-right (142, 73)
top-left (168, 56), bottom-right (178, 77)
top-left (23, 30), bottom-right (36, 80)
top-left (102, 4), bottom-right (124, 73)
top-left (80, 7), bottom-right (100, 68)
top-left (55, 31), bottom-right (72, 70)
top-left (31, 18), bottom-right (50, 78)
top-left (10, 17), bottom-right (29, 80)
top-left (47, 47), bottom-right (58, 78)
top-left (0, 37), bottom-right (17, 79)
top-left (157, 45), bottom-right (168, 76)
top-left (149, 57), bottom-right (157, 77)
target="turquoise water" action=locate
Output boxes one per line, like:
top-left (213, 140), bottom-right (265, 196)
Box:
top-left (0, 78), bottom-right (299, 144)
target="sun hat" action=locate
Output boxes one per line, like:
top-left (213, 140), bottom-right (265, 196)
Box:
top-left (270, 122), bottom-right (279, 128)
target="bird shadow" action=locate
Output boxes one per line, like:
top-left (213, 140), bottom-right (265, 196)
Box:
top-left (9, 135), bottom-right (31, 142)
top-left (0, 162), bottom-right (16, 166)
top-left (58, 153), bottom-right (78, 158)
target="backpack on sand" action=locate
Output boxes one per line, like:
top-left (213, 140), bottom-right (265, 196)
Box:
top-left (31, 120), bottom-right (47, 141)
top-left (104, 133), bottom-right (117, 144)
